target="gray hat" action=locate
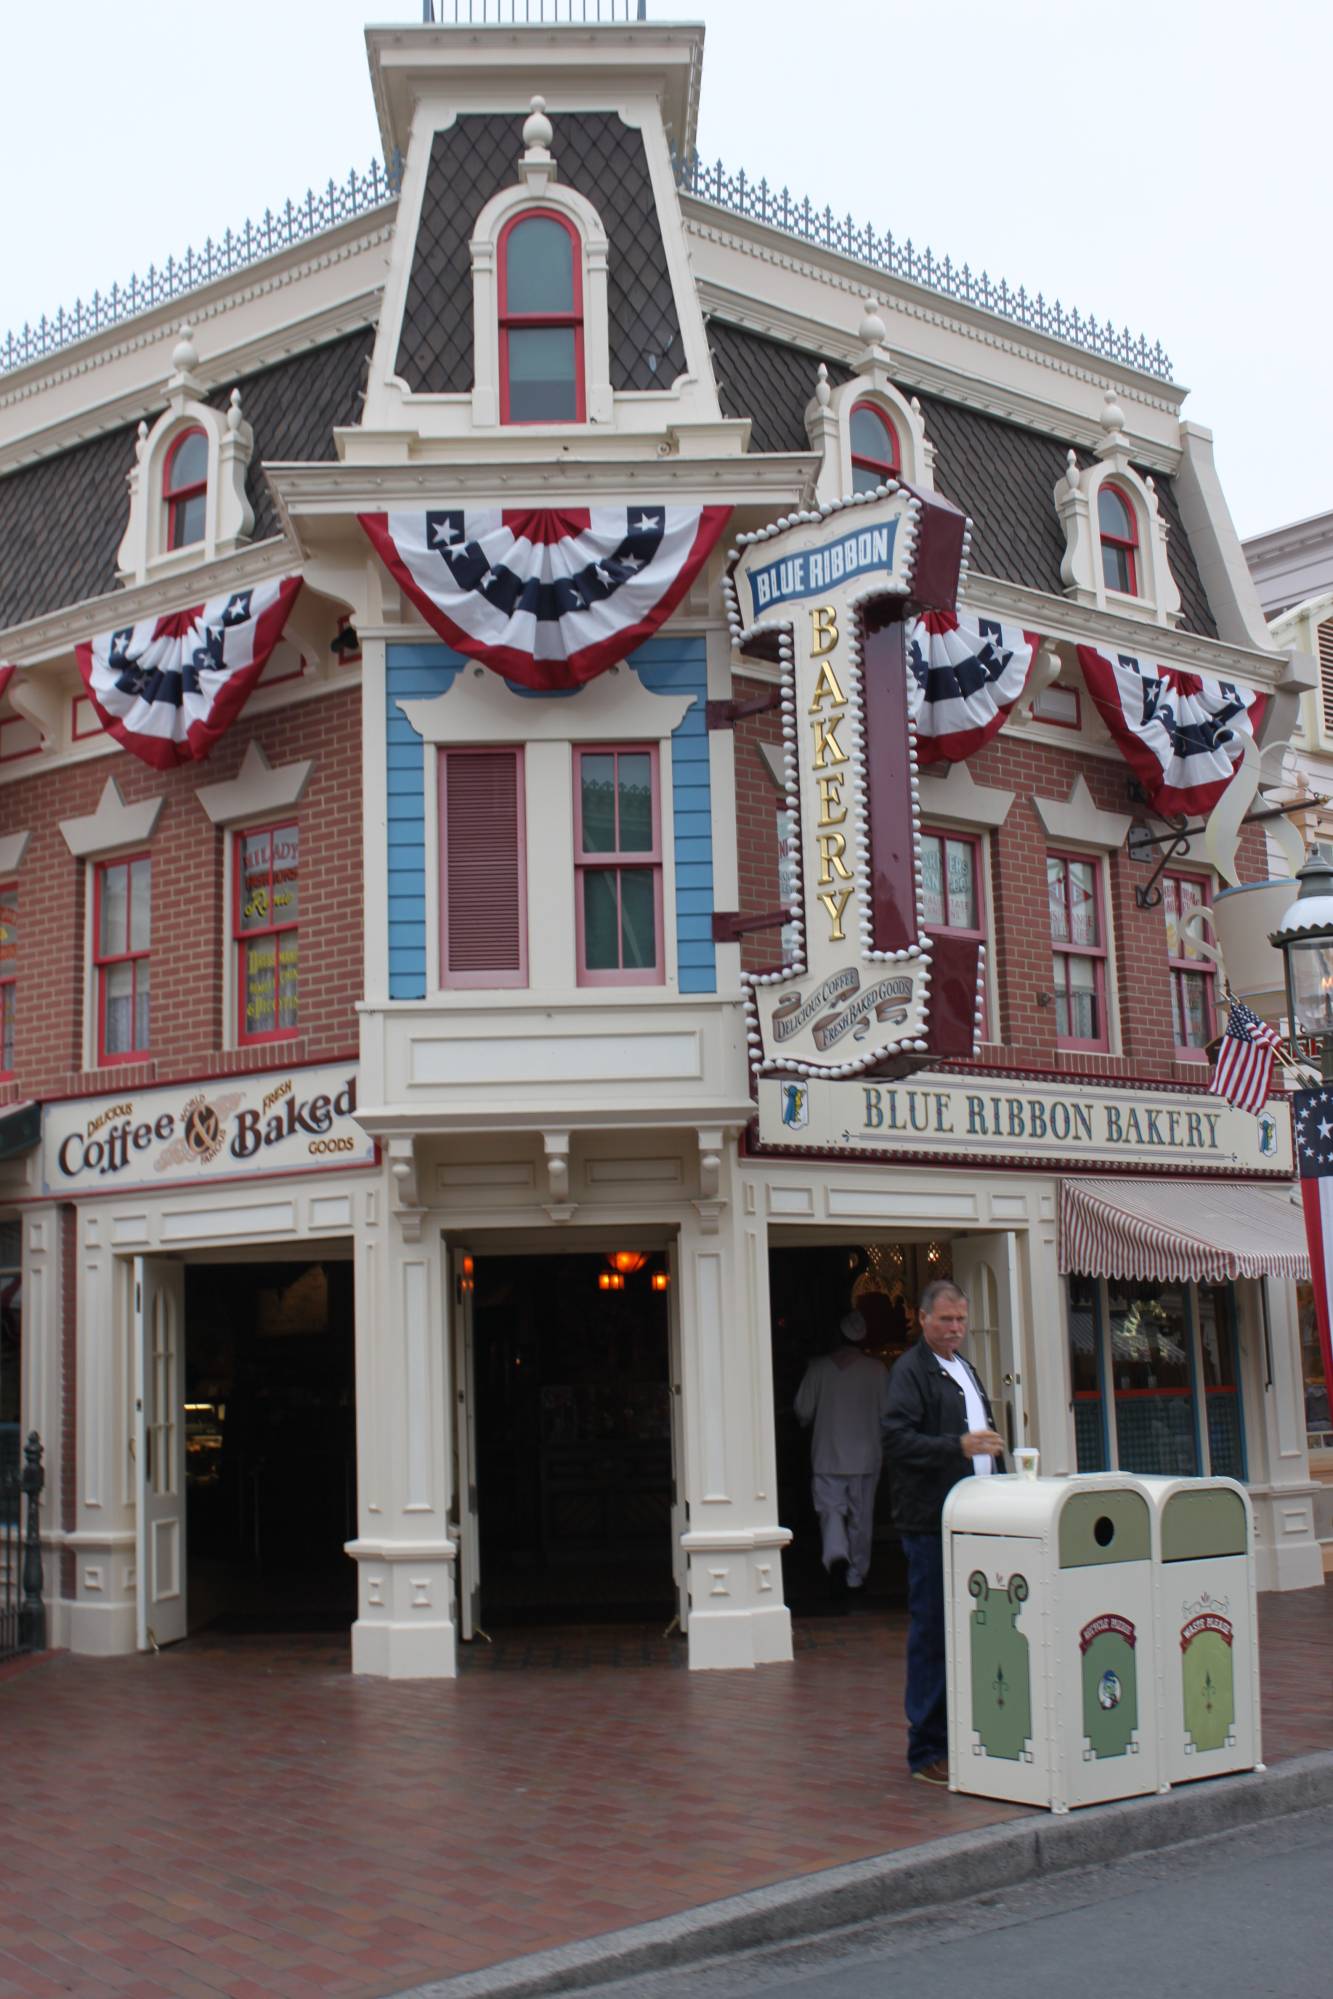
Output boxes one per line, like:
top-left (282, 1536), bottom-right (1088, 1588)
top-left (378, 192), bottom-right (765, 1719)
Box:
top-left (840, 1309), bottom-right (867, 1343)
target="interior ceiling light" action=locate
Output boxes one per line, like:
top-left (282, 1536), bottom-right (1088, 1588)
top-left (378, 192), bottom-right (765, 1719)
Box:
top-left (608, 1250), bottom-right (648, 1275)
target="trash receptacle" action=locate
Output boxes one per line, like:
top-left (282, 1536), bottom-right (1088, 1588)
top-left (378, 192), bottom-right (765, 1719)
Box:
top-left (1137, 1476), bottom-right (1263, 1785)
top-left (943, 1475), bottom-right (1161, 1812)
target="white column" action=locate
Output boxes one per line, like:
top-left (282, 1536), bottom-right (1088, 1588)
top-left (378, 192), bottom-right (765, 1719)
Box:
top-left (20, 1201), bottom-right (68, 1648)
top-left (347, 1172), bottom-right (459, 1677)
top-left (1243, 1278), bottom-right (1322, 1591)
top-left (64, 1220), bottom-right (138, 1655)
top-left (678, 1136), bottom-right (792, 1669)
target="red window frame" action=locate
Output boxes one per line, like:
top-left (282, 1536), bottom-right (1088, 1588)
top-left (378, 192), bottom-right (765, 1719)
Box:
top-left (438, 747), bottom-right (529, 990)
top-left (920, 827), bottom-right (989, 1036)
top-left (0, 882), bottom-right (16, 1078)
top-left (497, 208), bottom-right (585, 426)
top-left (849, 400), bottom-right (900, 492)
top-left (93, 854), bottom-right (151, 1066)
top-left (574, 745), bottom-right (664, 987)
top-left (163, 426), bottom-right (208, 551)
top-left (1047, 850), bottom-right (1109, 1051)
top-left (1098, 481), bottom-right (1139, 595)
top-left (1162, 871), bottom-right (1216, 1057)
top-left (233, 823), bottom-right (300, 1045)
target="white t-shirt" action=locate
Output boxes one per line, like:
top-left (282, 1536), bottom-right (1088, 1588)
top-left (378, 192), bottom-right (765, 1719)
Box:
top-left (936, 1352), bottom-right (994, 1475)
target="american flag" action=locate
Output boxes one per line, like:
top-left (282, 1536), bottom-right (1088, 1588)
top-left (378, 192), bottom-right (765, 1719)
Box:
top-left (1294, 1088), bottom-right (1333, 1422)
top-left (1209, 996), bottom-right (1283, 1114)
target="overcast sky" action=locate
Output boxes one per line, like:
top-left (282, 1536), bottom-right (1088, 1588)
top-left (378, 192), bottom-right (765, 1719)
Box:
top-left (3, 0), bottom-right (1326, 542)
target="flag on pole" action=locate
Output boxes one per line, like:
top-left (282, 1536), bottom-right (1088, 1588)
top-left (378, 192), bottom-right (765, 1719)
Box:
top-left (1208, 996), bottom-right (1283, 1114)
top-left (1294, 1088), bottom-right (1333, 1428)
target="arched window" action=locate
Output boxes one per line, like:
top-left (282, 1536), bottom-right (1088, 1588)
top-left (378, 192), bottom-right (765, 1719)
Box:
top-left (498, 210), bottom-right (584, 424)
top-left (1098, 482), bottom-right (1138, 595)
top-left (163, 427), bottom-right (208, 550)
top-left (850, 402), bottom-right (900, 493)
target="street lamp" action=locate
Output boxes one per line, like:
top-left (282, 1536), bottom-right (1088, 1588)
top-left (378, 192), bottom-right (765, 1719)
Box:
top-left (1270, 850), bottom-right (1333, 1081)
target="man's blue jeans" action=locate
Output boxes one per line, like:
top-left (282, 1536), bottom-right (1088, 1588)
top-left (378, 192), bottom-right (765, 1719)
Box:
top-left (901, 1531), bottom-right (947, 1771)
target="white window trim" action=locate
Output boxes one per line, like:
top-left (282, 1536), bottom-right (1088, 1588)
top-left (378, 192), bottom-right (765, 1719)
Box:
top-left (469, 180), bottom-right (612, 428)
top-left (1053, 391), bottom-right (1182, 628)
top-left (116, 326), bottom-right (255, 587)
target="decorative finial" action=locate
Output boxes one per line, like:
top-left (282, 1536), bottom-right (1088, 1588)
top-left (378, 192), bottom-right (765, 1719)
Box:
top-left (858, 298), bottom-right (887, 347)
top-left (815, 361), bottom-right (831, 408)
top-left (1064, 446), bottom-right (1080, 490)
top-left (135, 420), bottom-right (148, 462)
top-left (172, 321), bottom-right (199, 376)
top-left (1100, 387), bottom-right (1126, 435)
top-left (523, 94), bottom-right (553, 152)
top-left (227, 387), bottom-right (243, 435)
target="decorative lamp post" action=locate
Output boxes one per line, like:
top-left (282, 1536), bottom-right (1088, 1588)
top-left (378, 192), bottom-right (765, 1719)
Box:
top-left (1270, 851), bottom-right (1333, 1081)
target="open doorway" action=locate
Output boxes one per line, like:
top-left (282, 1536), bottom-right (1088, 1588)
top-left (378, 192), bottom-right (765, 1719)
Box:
top-left (183, 1258), bottom-right (356, 1635)
top-left (468, 1251), bottom-right (675, 1628)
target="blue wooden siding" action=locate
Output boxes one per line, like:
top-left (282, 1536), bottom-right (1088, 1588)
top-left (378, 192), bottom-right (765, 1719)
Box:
top-left (384, 635), bottom-right (715, 999)
top-left (386, 644), bottom-right (463, 999)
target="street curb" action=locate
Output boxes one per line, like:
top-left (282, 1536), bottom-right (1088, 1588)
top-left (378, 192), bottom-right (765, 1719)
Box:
top-left (395, 1752), bottom-right (1333, 1999)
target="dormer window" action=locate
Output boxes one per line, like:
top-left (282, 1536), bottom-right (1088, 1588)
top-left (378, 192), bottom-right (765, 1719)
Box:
top-left (850, 402), bottom-right (900, 492)
top-left (1097, 482), bottom-right (1139, 596)
top-left (498, 210), bottom-right (585, 424)
top-left (163, 427), bottom-right (209, 550)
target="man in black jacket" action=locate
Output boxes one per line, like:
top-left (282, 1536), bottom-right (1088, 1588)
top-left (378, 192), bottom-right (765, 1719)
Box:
top-left (883, 1278), bottom-right (1005, 1785)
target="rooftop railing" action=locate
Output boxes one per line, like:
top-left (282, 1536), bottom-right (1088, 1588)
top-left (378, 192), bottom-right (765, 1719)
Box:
top-left (420, 2), bottom-right (647, 17)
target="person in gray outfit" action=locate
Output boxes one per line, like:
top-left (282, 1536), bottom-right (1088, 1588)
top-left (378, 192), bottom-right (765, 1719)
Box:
top-left (794, 1309), bottom-right (892, 1596)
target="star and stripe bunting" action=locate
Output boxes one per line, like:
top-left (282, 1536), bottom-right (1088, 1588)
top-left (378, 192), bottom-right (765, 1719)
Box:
top-left (905, 610), bottom-right (1038, 764)
top-left (76, 577), bottom-right (304, 769)
top-left (1208, 996), bottom-right (1283, 1114)
top-left (359, 505), bottom-right (731, 692)
top-left (1294, 1087), bottom-right (1333, 1420)
top-left (1077, 645), bottom-right (1266, 818)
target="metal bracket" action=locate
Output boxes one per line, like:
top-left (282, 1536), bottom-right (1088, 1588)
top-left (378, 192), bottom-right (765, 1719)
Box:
top-left (711, 906), bottom-right (792, 943)
top-left (705, 687), bottom-right (782, 730)
top-left (1125, 780), bottom-right (1328, 911)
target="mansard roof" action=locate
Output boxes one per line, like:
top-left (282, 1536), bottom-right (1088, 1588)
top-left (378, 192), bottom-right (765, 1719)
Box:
top-left (706, 320), bottom-right (1218, 641)
top-left (0, 326), bottom-right (373, 633)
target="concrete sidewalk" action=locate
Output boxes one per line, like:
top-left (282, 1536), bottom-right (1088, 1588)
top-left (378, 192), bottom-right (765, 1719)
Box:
top-left (2, 1584), bottom-right (1329, 1999)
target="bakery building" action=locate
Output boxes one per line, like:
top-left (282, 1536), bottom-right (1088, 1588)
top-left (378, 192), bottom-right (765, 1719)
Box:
top-left (0, 5), bottom-right (1322, 1674)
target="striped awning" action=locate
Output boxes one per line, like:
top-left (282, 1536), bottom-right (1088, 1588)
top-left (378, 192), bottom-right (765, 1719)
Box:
top-left (1060, 1177), bottom-right (1309, 1284)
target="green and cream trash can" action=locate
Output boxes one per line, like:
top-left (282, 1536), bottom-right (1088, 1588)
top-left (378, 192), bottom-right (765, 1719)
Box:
top-left (942, 1475), bottom-right (1161, 1812)
top-left (1137, 1476), bottom-right (1263, 1785)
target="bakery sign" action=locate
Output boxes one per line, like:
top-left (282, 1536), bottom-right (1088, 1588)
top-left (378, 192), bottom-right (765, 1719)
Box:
top-left (756, 1071), bottom-right (1293, 1175)
top-left (42, 1063), bottom-right (375, 1196)
top-left (725, 486), bottom-right (969, 1077)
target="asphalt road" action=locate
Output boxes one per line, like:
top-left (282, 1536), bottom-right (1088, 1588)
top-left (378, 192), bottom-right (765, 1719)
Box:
top-left (592, 1805), bottom-right (1333, 1999)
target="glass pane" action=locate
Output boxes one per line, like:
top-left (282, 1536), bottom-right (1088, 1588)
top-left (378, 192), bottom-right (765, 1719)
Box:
top-left (1067, 860), bottom-right (1099, 946)
top-left (99, 864), bottom-right (127, 957)
top-left (103, 961), bottom-right (133, 1054)
top-left (504, 215), bottom-right (575, 314)
top-left (1174, 877), bottom-right (1205, 958)
top-left (239, 830), bottom-right (272, 931)
top-left (134, 961), bottom-right (150, 1052)
top-left (850, 405), bottom-right (895, 469)
top-left (277, 934), bottom-right (299, 1032)
top-left (1101, 540), bottom-right (1133, 593)
top-left (1108, 1281), bottom-right (1197, 1477)
top-left (1098, 485), bottom-right (1133, 540)
top-left (1067, 1277), bottom-right (1106, 1472)
top-left (171, 492), bottom-right (206, 548)
top-left (271, 825), bottom-right (300, 925)
top-left (580, 754), bottom-right (616, 853)
top-left (1162, 875), bottom-right (1180, 953)
top-left (243, 937), bottom-right (277, 1037)
top-left (1178, 969), bottom-right (1212, 1048)
top-left (851, 463), bottom-right (882, 494)
top-left (129, 859), bottom-right (151, 954)
top-left (505, 327), bottom-right (577, 422)
top-left (920, 836), bottom-right (944, 926)
top-left (0, 886), bottom-right (17, 981)
top-left (1052, 953), bottom-right (1071, 1041)
top-left (1296, 1282), bottom-right (1331, 1438)
top-left (1, 984), bottom-right (14, 1074)
top-left (1170, 971), bottom-right (1184, 1048)
top-left (1065, 953), bottom-right (1100, 1041)
top-left (168, 430), bottom-right (208, 491)
top-left (945, 839), bottom-right (977, 930)
top-left (619, 869), bottom-right (657, 971)
top-left (1047, 857), bottom-right (1068, 943)
top-left (617, 754), bottom-right (653, 852)
top-left (1197, 1288), bottom-right (1235, 1388)
top-left (582, 870), bottom-right (619, 970)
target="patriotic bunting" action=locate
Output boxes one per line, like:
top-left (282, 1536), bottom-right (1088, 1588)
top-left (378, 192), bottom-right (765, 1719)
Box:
top-left (905, 611), bottom-right (1038, 765)
top-left (359, 505), bottom-right (731, 692)
top-left (1294, 1088), bottom-right (1333, 1421)
top-left (1077, 645), bottom-right (1266, 818)
top-left (1208, 996), bottom-right (1283, 1114)
top-left (76, 577), bottom-right (303, 770)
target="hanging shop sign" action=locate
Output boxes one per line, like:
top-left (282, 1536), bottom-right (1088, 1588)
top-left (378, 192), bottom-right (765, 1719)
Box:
top-left (42, 1063), bottom-right (374, 1196)
top-left (725, 485), bottom-right (972, 1079)
top-left (755, 1070), bottom-right (1292, 1176)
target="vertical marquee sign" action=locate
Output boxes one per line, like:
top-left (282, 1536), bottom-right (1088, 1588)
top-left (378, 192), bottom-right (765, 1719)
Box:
top-left (725, 486), bottom-right (974, 1076)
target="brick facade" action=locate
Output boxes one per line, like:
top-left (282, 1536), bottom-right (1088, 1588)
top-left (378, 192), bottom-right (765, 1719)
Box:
top-left (0, 686), bottom-right (361, 1107)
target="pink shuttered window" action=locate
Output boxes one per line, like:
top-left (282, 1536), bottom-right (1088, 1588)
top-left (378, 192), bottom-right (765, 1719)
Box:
top-left (439, 748), bottom-right (528, 988)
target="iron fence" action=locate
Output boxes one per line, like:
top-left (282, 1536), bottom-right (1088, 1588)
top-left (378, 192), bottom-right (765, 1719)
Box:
top-left (421, 2), bottom-right (647, 18)
top-left (0, 1430), bottom-right (46, 1664)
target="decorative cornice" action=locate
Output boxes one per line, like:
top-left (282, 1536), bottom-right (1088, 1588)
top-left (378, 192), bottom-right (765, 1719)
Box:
top-left (699, 287), bottom-right (1182, 463)
top-left (195, 741), bottom-right (315, 826)
top-left (0, 536), bottom-right (297, 664)
top-left (1031, 772), bottom-right (1132, 850)
top-left (683, 210), bottom-right (1187, 413)
top-left (959, 570), bottom-right (1284, 688)
top-left (0, 831), bottom-right (31, 873)
top-left (60, 777), bottom-right (164, 858)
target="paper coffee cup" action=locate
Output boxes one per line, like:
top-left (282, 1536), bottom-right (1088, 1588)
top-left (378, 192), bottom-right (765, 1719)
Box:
top-left (1014, 1447), bottom-right (1039, 1480)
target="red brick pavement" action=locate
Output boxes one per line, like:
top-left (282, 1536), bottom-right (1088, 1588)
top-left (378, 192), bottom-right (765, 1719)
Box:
top-left (1, 1586), bottom-right (1328, 1999)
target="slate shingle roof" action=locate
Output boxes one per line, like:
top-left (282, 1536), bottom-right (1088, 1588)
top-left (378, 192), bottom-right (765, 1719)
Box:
top-left (395, 111), bottom-right (683, 396)
top-left (706, 319), bottom-right (1219, 641)
top-left (0, 326), bottom-right (374, 632)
